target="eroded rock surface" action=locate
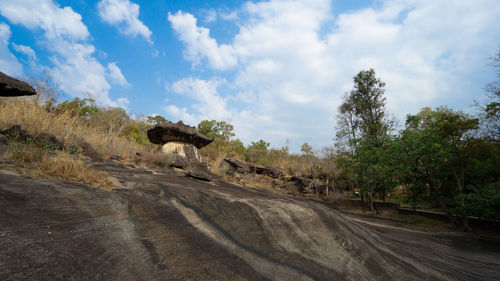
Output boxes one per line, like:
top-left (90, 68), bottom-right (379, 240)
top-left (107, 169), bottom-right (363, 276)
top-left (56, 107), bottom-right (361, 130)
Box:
top-left (1, 162), bottom-right (500, 281)
top-left (161, 141), bottom-right (200, 165)
top-left (0, 72), bottom-right (36, 97)
top-left (223, 157), bottom-right (285, 178)
top-left (147, 121), bottom-right (214, 149)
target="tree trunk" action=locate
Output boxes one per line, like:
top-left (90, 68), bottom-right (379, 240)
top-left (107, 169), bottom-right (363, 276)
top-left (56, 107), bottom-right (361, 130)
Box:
top-left (369, 186), bottom-right (374, 215)
top-left (325, 178), bottom-right (329, 197)
top-left (360, 189), bottom-right (366, 212)
top-left (428, 180), bottom-right (461, 227)
top-left (452, 168), bottom-right (470, 231)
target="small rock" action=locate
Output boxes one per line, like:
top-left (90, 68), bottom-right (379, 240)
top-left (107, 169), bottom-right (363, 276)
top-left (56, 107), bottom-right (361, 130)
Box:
top-left (110, 155), bottom-right (123, 161)
top-left (186, 163), bottom-right (214, 181)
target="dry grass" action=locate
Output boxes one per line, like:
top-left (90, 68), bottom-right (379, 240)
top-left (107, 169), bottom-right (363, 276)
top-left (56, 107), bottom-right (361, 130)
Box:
top-left (1, 142), bottom-right (112, 189)
top-left (0, 97), bottom-right (161, 188)
top-left (209, 156), bottom-right (290, 194)
top-left (0, 98), bottom-right (152, 159)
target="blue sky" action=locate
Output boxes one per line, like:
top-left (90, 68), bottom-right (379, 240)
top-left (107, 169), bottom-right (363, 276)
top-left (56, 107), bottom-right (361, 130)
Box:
top-left (1, 0), bottom-right (499, 152)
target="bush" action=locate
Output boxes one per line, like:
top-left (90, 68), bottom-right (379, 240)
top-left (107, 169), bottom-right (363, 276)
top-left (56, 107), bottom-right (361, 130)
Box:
top-left (454, 182), bottom-right (500, 221)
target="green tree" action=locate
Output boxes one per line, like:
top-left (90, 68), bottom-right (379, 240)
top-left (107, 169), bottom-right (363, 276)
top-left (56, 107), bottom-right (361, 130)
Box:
top-left (228, 139), bottom-right (248, 159)
top-left (147, 115), bottom-right (168, 126)
top-left (58, 97), bottom-right (101, 118)
top-left (197, 120), bottom-right (235, 141)
top-left (350, 68), bottom-right (391, 144)
top-left (336, 69), bottom-right (393, 212)
top-left (395, 107), bottom-right (479, 229)
top-left (246, 139), bottom-right (270, 164)
top-left (336, 93), bottom-right (359, 154)
top-left (300, 142), bottom-right (313, 155)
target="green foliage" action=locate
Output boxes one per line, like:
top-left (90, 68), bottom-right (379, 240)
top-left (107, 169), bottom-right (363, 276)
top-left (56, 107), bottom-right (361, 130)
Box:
top-left (125, 124), bottom-right (150, 144)
top-left (246, 139), bottom-right (270, 164)
top-left (57, 97), bottom-right (101, 117)
top-left (228, 139), bottom-right (247, 159)
top-left (147, 115), bottom-right (168, 126)
top-left (197, 120), bottom-right (235, 141)
top-left (454, 182), bottom-right (500, 221)
top-left (349, 68), bottom-right (390, 143)
top-left (300, 142), bottom-right (313, 155)
top-left (335, 69), bottom-right (393, 206)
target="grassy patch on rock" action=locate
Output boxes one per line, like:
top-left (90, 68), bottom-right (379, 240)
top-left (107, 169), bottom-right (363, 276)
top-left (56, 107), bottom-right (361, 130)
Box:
top-left (1, 140), bottom-right (112, 189)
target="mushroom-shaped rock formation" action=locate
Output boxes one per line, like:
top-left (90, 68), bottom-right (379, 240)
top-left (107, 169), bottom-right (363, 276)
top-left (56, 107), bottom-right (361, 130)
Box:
top-left (147, 121), bottom-right (214, 149)
top-left (147, 121), bottom-right (214, 166)
top-left (0, 72), bottom-right (36, 97)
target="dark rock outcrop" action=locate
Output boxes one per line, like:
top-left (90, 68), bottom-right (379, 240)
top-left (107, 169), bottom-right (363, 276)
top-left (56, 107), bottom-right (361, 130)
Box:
top-left (290, 175), bottom-right (314, 193)
top-left (0, 72), bottom-right (36, 97)
top-left (0, 125), bottom-right (64, 150)
top-left (223, 158), bottom-right (285, 178)
top-left (186, 163), bottom-right (214, 181)
top-left (147, 121), bottom-right (214, 149)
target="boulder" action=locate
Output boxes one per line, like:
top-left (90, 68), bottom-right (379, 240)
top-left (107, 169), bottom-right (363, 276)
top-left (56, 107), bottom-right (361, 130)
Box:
top-left (223, 158), bottom-right (285, 179)
top-left (186, 163), bottom-right (214, 181)
top-left (223, 158), bottom-right (252, 173)
top-left (291, 175), bottom-right (313, 193)
top-left (0, 125), bottom-right (64, 150)
top-left (265, 167), bottom-right (285, 179)
top-left (0, 72), bottom-right (36, 97)
top-left (147, 121), bottom-right (214, 149)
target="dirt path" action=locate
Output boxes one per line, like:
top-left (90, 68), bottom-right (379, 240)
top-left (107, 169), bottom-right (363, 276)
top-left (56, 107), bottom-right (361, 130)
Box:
top-left (1, 160), bottom-right (499, 280)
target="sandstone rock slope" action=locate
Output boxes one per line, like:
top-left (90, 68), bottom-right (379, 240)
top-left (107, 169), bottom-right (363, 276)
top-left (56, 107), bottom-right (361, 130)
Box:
top-left (1, 161), bottom-right (499, 280)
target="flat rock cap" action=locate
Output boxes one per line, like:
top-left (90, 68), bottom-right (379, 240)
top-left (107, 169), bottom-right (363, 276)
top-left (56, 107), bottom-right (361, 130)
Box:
top-left (0, 72), bottom-right (36, 97)
top-left (147, 121), bottom-right (214, 149)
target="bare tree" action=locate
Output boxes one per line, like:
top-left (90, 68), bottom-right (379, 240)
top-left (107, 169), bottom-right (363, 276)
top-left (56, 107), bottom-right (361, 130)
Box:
top-left (27, 72), bottom-right (59, 106)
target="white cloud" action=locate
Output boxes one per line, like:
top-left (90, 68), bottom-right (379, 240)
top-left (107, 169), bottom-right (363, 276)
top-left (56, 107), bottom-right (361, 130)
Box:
top-left (50, 40), bottom-right (114, 105)
top-left (164, 105), bottom-right (197, 124)
top-left (165, 77), bottom-right (232, 124)
top-left (220, 10), bottom-right (238, 21)
top-left (0, 0), bottom-right (89, 40)
top-left (168, 11), bottom-right (237, 70)
top-left (0, 0), bottom-right (127, 107)
top-left (168, 0), bottom-right (500, 150)
top-left (98, 0), bottom-right (153, 44)
top-left (0, 22), bottom-right (23, 76)
top-left (204, 9), bottom-right (217, 23)
top-left (12, 43), bottom-right (36, 60)
top-left (117, 97), bottom-right (130, 110)
top-left (107, 62), bottom-right (131, 87)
